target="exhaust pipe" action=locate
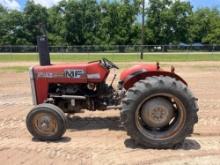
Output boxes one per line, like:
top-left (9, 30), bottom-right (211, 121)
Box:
top-left (37, 36), bottom-right (51, 66)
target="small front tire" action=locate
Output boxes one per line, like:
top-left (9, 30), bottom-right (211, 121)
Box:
top-left (26, 103), bottom-right (67, 141)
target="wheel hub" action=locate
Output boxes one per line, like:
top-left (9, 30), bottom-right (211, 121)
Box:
top-left (33, 113), bottom-right (58, 136)
top-left (141, 97), bottom-right (174, 128)
top-left (40, 119), bottom-right (50, 130)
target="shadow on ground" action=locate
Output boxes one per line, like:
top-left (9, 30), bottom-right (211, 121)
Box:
top-left (34, 115), bottom-right (201, 150)
top-left (66, 116), bottom-right (123, 131)
top-left (32, 136), bottom-right (71, 143)
top-left (124, 138), bottom-right (201, 150)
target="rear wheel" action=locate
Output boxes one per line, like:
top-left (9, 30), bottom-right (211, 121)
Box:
top-left (121, 76), bottom-right (198, 149)
top-left (26, 103), bottom-right (66, 141)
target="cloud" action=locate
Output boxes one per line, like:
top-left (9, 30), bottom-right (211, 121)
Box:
top-left (0, 0), bottom-right (21, 10)
top-left (33, 0), bottom-right (62, 8)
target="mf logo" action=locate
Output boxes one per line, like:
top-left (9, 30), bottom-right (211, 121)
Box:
top-left (64, 69), bottom-right (85, 78)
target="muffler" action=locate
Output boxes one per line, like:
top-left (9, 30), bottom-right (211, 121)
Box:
top-left (37, 36), bottom-right (51, 66)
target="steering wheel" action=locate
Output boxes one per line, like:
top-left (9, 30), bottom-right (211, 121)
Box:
top-left (102, 58), bottom-right (119, 69)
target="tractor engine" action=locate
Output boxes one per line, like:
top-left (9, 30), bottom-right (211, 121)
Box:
top-left (47, 83), bottom-right (123, 113)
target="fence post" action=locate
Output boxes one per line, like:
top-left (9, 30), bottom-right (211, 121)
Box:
top-left (212, 44), bottom-right (215, 55)
top-left (10, 45), bottom-right (13, 60)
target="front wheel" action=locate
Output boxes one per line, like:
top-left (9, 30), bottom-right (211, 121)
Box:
top-left (120, 76), bottom-right (198, 149)
top-left (26, 103), bottom-right (67, 141)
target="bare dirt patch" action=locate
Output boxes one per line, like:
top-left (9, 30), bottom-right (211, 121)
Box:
top-left (0, 61), bottom-right (220, 165)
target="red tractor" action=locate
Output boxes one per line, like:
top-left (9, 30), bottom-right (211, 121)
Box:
top-left (26, 37), bottom-right (198, 148)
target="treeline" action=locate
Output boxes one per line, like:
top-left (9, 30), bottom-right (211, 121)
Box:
top-left (0, 0), bottom-right (220, 46)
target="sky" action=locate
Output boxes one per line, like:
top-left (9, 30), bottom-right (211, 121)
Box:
top-left (0, 0), bottom-right (220, 11)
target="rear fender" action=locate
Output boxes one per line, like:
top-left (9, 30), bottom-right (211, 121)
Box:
top-left (122, 71), bottom-right (187, 90)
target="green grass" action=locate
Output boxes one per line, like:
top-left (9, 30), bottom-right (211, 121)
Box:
top-left (1, 53), bottom-right (220, 73)
top-left (0, 66), bottom-right (28, 73)
top-left (0, 53), bottom-right (220, 62)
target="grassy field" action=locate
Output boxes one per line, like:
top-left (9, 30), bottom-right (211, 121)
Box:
top-left (0, 53), bottom-right (220, 62)
top-left (0, 66), bottom-right (28, 73)
top-left (1, 53), bottom-right (220, 73)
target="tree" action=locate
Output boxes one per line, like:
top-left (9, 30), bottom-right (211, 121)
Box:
top-left (60, 0), bottom-right (101, 45)
top-left (190, 8), bottom-right (220, 44)
top-left (23, 1), bottom-right (49, 44)
top-left (0, 1), bottom-right (220, 46)
top-left (146, 0), bottom-right (192, 45)
top-left (3, 11), bottom-right (30, 45)
top-left (0, 5), bottom-right (30, 45)
top-left (99, 0), bottom-right (139, 47)
top-left (203, 18), bottom-right (220, 44)
top-left (0, 5), bottom-right (7, 44)
top-left (170, 0), bottom-right (192, 43)
top-left (47, 4), bottom-right (66, 45)
top-left (146, 0), bottom-right (172, 44)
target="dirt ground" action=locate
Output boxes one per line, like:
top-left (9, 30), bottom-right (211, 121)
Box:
top-left (0, 61), bottom-right (220, 165)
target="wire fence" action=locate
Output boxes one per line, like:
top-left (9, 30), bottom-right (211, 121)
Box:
top-left (0, 45), bottom-right (220, 53)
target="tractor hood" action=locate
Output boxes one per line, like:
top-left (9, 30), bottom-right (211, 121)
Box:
top-left (120, 64), bottom-right (159, 82)
top-left (31, 62), bottom-right (110, 104)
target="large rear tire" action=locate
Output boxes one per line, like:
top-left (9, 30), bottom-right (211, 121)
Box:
top-left (120, 76), bottom-right (198, 149)
top-left (26, 103), bottom-right (67, 141)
